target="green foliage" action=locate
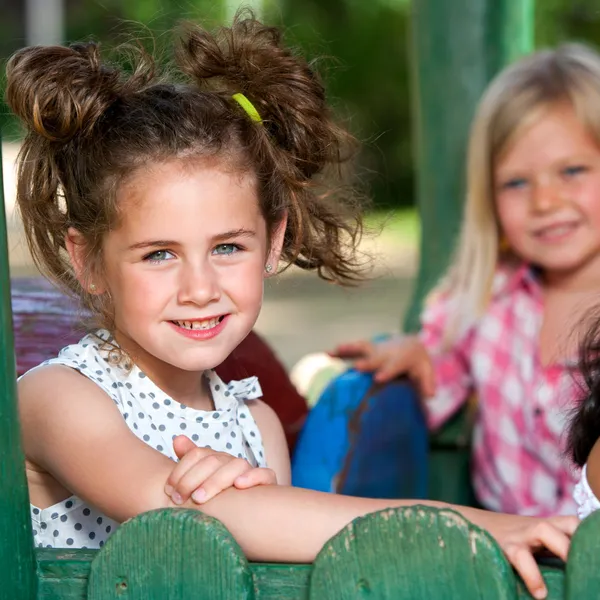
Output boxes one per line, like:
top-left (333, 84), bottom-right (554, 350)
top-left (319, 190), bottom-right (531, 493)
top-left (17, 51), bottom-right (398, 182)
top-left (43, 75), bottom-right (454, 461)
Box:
top-left (275, 0), bottom-right (412, 209)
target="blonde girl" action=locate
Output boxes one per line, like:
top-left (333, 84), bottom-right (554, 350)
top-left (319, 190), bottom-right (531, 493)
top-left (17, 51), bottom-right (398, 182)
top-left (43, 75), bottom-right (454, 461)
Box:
top-left (334, 43), bottom-right (600, 518)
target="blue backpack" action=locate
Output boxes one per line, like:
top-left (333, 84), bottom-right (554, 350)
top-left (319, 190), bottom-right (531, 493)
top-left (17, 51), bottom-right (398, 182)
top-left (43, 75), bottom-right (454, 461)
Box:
top-left (291, 370), bottom-right (429, 499)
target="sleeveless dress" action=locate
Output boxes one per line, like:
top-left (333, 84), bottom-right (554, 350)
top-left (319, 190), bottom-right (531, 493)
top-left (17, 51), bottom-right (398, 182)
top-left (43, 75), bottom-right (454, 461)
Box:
top-left (29, 330), bottom-right (267, 549)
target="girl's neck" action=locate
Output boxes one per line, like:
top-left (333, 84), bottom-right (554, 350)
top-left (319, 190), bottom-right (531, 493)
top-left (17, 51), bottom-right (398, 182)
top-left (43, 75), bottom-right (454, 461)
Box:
top-left (113, 331), bottom-right (215, 410)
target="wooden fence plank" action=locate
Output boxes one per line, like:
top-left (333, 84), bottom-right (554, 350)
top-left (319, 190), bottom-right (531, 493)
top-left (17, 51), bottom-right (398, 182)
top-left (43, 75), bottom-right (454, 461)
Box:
top-left (565, 511), bottom-right (600, 599)
top-left (0, 137), bottom-right (38, 600)
top-left (35, 511), bottom-right (572, 599)
top-left (87, 509), bottom-right (254, 599)
top-left (252, 564), bottom-right (310, 600)
top-left (310, 506), bottom-right (517, 599)
top-left (37, 550), bottom-right (312, 600)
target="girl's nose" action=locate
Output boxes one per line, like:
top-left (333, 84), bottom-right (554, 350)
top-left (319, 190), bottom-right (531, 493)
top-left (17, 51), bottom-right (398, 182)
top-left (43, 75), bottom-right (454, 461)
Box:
top-left (177, 260), bottom-right (221, 306)
top-left (530, 177), bottom-right (563, 213)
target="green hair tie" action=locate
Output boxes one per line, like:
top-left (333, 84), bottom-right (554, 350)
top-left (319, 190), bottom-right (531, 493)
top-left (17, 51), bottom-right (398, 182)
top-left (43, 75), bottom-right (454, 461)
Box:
top-left (231, 93), bottom-right (263, 123)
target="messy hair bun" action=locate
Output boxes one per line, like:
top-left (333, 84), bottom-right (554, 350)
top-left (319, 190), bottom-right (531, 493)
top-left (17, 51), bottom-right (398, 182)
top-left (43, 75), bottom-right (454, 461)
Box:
top-left (7, 42), bottom-right (142, 142)
top-left (176, 14), bottom-right (351, 181)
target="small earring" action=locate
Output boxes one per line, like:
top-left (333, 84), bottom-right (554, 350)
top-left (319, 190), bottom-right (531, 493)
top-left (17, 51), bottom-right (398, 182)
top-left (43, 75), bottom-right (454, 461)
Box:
top-left (89, 283), bottom-right (97, 292)
top-left (265, 264), bottom-right (273, 274)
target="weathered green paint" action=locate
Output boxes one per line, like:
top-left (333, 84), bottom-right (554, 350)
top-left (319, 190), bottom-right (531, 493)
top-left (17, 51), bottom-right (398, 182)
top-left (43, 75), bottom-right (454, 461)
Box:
top-left (404, 0), bottom-right (535, 330)
top-left (35, 509), bottom-right (572, 599)
top-left (0, 142), bottom-right (38, 598)
top-left (37, 548), bottom-right (312, 600)
top-left (88, 509), bottom-right (254, 599)
top-left (311, 506), bottom-right (515, 599)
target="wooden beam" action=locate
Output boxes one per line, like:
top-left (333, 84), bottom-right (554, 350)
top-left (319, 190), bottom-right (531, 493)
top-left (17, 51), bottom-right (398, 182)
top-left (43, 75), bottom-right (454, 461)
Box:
top-left (404, 0), bottom-right (534, 330)
top-left (0, 141), bottom-right (37, 597)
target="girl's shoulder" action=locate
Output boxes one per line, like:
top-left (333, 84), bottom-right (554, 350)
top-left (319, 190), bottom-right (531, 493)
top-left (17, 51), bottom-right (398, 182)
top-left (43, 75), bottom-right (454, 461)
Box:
top-left (19, 329), bottom-right (128, 409)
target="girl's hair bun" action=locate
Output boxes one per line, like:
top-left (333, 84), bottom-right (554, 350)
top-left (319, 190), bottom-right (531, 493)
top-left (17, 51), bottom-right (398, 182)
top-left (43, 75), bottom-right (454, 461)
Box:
top-left (176, 11), bottom-right (346, 179)
top-left (7, 42), bottom-right (129, 142)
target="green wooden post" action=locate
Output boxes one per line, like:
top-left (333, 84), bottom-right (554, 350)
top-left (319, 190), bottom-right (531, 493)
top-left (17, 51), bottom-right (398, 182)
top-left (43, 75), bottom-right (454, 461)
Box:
top-left (0, 140), bottom-right (37, 597)
top-left (404, 0), bottom-right (535, 330)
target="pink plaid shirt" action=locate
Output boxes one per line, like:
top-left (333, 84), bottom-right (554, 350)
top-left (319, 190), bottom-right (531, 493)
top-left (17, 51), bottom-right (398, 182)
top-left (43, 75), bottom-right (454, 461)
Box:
top-left (421, 264), bottom-right (581, 516)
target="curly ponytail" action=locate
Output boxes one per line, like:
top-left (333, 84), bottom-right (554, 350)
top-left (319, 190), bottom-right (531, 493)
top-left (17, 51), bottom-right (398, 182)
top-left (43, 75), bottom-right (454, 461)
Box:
top-left (176, 11), bottom-right (366, 284)
top-left (6, 40), bottom-right (156, 316)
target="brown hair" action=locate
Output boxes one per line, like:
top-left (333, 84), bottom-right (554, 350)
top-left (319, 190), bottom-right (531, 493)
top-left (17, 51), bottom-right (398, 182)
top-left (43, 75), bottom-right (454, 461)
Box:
top-left (6, 12), bottom-right (364, 329)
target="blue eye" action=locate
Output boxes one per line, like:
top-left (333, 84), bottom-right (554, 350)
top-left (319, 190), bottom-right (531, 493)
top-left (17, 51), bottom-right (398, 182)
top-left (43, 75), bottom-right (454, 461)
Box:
top-left (501, 177), bottom-right (528, 191)
top-left (563, 165), bottom-right (587, 177)
top-left (213, 244), bottom-right (241, 256)
top-left (144, 250), bottom-right (175, 263)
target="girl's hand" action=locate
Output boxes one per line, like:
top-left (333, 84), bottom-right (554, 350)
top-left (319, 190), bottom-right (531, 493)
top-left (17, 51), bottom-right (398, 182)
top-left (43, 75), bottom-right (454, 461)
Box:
top-left (331, 335), bottom-right (436, 397)
top-left (482, 513), bottom-right (578, 599)
top-left (164, 435), bottom-right (277, 505)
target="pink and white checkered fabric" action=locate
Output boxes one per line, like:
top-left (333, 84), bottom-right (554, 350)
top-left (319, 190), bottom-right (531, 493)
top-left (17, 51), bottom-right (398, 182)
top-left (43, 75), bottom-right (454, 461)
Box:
top-left (420, 264), bottom-right (581, 516)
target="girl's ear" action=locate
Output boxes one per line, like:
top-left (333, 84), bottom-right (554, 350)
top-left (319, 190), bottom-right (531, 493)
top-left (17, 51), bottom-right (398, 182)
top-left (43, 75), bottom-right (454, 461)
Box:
top-left (65, 228), bottom-right (104, 294)
top-left (265, 213), bottom-right (288, 277)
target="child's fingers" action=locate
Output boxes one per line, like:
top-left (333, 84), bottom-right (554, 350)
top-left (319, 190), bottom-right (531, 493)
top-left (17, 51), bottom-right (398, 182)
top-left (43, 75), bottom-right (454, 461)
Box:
top-left (373, 352), bottom-right (411, 383)
top-left (524, 520), bottom-right (573, 561)
top-left (503, 544), bottom-right (547, 599)
top-left (546, 515), bottom-right (579, 538)
top-left (165, 446), bottom-right (224, 502)
top-left (500, 519), bottom-right (576, 600)
top-left (172, 434), bottom-right (198, 460)
top-left (234, 467), bottom-right (278, 489)
top-left (181, 458), bottom-right (255, 504)
top-left (353, 356), bottom-right (383, 372)
top-left (331, 340), bottom-right (373, 359)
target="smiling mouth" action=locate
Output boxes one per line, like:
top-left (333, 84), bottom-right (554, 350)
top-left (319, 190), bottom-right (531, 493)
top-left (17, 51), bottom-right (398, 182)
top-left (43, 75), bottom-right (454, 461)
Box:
top-left (533, 222), bottom-right (579, 238)
top-left (171, 316), bottom-right (225, 330)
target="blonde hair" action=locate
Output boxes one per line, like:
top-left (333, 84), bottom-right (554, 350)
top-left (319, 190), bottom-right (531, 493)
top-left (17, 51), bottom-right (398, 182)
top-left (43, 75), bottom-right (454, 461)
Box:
top-left (434, 43), bottom-right (600, 346)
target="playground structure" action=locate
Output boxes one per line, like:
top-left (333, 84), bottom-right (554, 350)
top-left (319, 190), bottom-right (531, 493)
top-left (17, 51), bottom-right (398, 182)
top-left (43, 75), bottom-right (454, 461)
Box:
top-left (2, 1), bottom-right (599, 598)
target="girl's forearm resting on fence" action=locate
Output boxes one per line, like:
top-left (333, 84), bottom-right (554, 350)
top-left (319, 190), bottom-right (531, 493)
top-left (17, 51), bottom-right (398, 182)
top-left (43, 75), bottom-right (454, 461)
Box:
top-left (185, 484), bottom-right (465, 562)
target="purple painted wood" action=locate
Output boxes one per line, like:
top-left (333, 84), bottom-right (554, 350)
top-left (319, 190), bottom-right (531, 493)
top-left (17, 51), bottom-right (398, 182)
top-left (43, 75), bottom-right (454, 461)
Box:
top-left (11, 277), bottom-right (84, 376)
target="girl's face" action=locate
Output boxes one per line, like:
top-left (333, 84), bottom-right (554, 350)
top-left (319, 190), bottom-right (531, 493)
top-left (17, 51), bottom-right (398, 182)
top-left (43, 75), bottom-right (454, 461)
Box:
top-left (93, 160), bottom-right (281, 382)
top-left (494, 102), bottom-right (600, 281)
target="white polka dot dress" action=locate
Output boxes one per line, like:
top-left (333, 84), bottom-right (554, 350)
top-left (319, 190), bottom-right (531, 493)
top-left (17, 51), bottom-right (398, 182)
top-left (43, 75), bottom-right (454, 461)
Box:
top-left (29, 329), bottom-right (267, 549)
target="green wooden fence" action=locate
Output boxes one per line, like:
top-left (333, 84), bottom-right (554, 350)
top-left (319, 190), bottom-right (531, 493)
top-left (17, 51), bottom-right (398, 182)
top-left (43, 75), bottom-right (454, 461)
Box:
top-left (2, 0), bottom-right (599, 598)
top-left (23, 507), bottom-right (600, 599)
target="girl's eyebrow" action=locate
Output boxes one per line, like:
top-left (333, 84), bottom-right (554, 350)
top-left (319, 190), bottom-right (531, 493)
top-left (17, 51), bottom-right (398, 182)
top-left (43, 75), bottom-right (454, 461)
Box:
top-left (213, 229), bottom-right (256, 242)
top-left (128, 240), bottom-right (178, 250)
top-left (127, 230), bottom-right (256, 250)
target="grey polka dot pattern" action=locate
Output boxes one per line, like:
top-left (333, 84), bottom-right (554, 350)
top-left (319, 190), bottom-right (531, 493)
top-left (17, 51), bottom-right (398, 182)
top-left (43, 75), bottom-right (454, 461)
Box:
top-left (29, 330), bottom-right (266, 550)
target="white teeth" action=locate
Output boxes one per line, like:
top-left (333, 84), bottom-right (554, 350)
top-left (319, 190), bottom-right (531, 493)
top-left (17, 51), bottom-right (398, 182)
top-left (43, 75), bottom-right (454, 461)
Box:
top-left (175, 318), bottom-right (220, 330)
top-left (538, 224), bottom-right (576, 237)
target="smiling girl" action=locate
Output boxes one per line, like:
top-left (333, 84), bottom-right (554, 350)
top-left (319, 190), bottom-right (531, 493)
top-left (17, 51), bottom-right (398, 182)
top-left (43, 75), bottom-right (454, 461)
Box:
top-left (333, 43), bottom-right (600, 518)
